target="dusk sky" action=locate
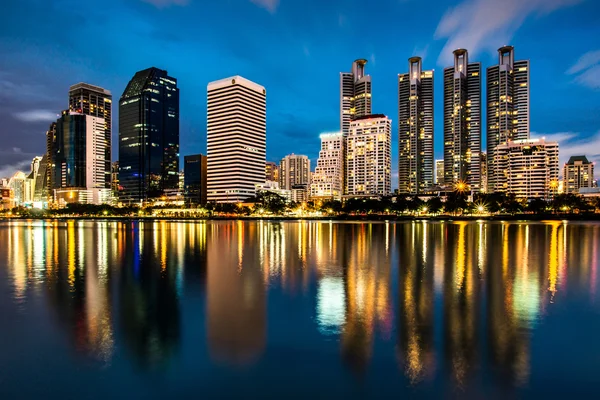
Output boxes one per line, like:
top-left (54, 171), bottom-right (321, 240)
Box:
top-left (1, 0), bottom-right (599, 179)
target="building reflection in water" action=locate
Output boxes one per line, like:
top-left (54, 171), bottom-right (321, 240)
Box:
top-left (0, 219), bottom-right (599, 386)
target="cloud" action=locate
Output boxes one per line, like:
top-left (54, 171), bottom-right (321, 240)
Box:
top-left (140, 0), bottom-right (189, 8)
top-left (13, 110), bottom-right (58, 123)
top-left (250, 0), bottom-right (279, 13)
top-left (434, 0), bottom-right (582, 65)
top-left (531, 131), bottom-right (600, 173)
top-left (412, 44), bottom-right (429, 61)
top-left (567, 50), bottom-right (600, 89)
top-left (0, 160), bottom-right (32, 180)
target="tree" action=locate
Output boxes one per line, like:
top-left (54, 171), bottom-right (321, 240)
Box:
top-left (526, 197), bottom-right (547, 214)
top-left (407, 196), bottom-right (424, 215)
top-left (502, 193), bottom-right (524, 215)
top-left (445, 191), bottom-right (468, 215)
top-left (426, 197), bottom-right (443, 215)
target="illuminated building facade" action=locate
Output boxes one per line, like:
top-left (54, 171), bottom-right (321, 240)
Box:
top-left (340, 59), bottom-right (372, 137)
top-left (279, 154), bottom-right (310, 190)
top-left (119, 67), bottom-right (180, 203)
top-left (443, 49), bottom-right (482, 190)
top-left (265, 161), bottom-right (279, 183)
top-left (564, 155), bottom-right (594, 194)
top-left (346, 115), bottom-right (392, 196)
top-left (435, 159), bottom-right (444, 185)
top-left (495, 138), bottom-right (559, 199)
top-left (184, 154), bottom-right (207, 205)
top-left (398, 57), bottom-right (434, 194)
top-left (487, 46), bottom-right (530, 192)
top-left (207, 76), bottom-right (266, 203)
top-left (310, 132), bottom-right (344, 199)
top-left (69, 83), bottom-right (112, 189)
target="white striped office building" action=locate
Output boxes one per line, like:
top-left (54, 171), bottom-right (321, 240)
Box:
top-left (207, 76), bottom-right (266, 203)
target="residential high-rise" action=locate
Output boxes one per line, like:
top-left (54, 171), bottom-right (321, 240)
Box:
top-left (279, 154), bottom-right (310, 190)
top-left (207, 76), bottom-right (266, 203)
top-left (435, 159), bottom-right (444, 186)
top-left (480, 152), bottom-right (488, 192)
top-left (46, 122), bottom-right (57, 197)
top-left (564, 156), bottom-right (595, 194)
top-left (443, 49), bottom-right (482, 190)
top-left (398, 57), bottom-right (434, 194)
top-left (111, 161), bottom-right (119, 197)
top-left (346, 115), bottom-right (392, 196)
top-left (486, 46), bottom-right (530, 192)
top-left (265, 161), bottom-right (279, 183)
top-left (495, 138), bottom-right (558, 199)
top-left (118, 67), bottom-right (179, 203)
top-left (69, 83), bottom-right (112, 189)
top-left (310, 132), bottom-right (344, 199)
top-left (50, 110), bottom-right (110, 204)
top-left (184, 154), bottom-right (208, 205)
top-left (340, 59), bottom-right (372, 137)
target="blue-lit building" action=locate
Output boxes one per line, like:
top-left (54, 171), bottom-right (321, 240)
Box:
top-left (118, 67), bottom-right (179, 203)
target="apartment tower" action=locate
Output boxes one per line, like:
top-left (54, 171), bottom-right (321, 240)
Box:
top-left (207, 76), bottom-right (266, 203)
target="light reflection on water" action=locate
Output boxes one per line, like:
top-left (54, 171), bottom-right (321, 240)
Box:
top-left (0, 219), bottom-right (599, 397)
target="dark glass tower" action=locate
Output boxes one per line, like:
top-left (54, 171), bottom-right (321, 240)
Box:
top-left (118, 67), bottom-right (179, 203)
top-left (52, 111), bottom-right (88, 189)
top-left (184, 154), bottom-right (207, 205)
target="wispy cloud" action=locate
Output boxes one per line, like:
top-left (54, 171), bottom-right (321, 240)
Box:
top-left (250, 0), bottom-right (280, 13)
top-left (567, 50), bottom-right (600, 89)
top-left (140, 0), bottom-right (189, 8)
top-left (0, 160), bottom-right (32, 180)
top-left (434, 0), bottom-right (582, 65)
top-left (13, 110), bottom-right (58, 123)
top-left (412, 44), bottom-right (430, 61)
top-left (531, 131), bottom-right (600, 172)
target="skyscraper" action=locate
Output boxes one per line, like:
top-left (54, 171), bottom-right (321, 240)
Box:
top-left (435, 159), bottom-right (444, 186)
top-left (495, 138), bottom-right (558, 199)
top-left (184, 154), bottom-right (208, 205)
top-left (443, 49), bottom-right (481, 190)
top-left (50, 110), bottom-right (110, 204)
top-left (486, 46), bottom-right (530, 192)
top-left (346, 115), bottom-right (391, 196)
top-left (265, 161), bottom-right (279, 183)
top-left (69, 83), bottom-right (112, 189)
top-left (118, 67), bottom-right (179, 203)
top-left (279, 154), bottom-right (310, 190)
top-left (310, 132), bottom-right (344, 199)
top-left (564, 156), bottom-right (595, 194)
top-left (398, 57), bottom-right (434, 194)
top-left (207, 76), bottom-right (266, 203)
top-left (340, 59), bottom-right (372, 137)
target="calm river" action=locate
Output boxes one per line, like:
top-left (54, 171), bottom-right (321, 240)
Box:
top-left (0, 220), bottom-right (599, 398)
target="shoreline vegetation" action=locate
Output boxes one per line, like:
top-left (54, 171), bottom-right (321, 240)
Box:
top-left (1, 191), bottom-right (599, 222)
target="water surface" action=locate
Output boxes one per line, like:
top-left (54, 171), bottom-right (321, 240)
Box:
top-left (1, 220), bottom-right (599, 398)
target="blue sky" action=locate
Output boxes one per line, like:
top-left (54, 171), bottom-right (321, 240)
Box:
top-left (1, 0), bottom-right (599, 179)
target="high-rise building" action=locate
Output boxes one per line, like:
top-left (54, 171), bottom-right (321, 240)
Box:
top-left (346, 115), bottom-right (392, 196)
top-left (398, 57), bottom-right (434, 194)
top-left (310, 132), bottom-right (344, 199)
top-left (265, 161), bottom-right (279, 183)
top-left (184, 154), bottom-right (208, 205)
top-left (443, 49), bottom-right (482, 190)
top-left (435, 159), bottom-right (444, 186)
top-left (480, 152), bottom-right (488, 192)
top-left (340, 59), bottom-right (372, 137)
top-left (279, 154), bottom-right (310, 190)
top-left (495, 138), bottom-right (558, 199)
top-left (207, 76), bottom-right (266, 203)
top-left (564, 156), bottom-right (595, 194)
top-left (118, 67), bottom-right (179, 203)
top-left (486, 46), bottom-right (530, 192)
top-left (46, 122), bottom-right (57, 197)
top-left (50, 110), bottom-right (110, 204)
top-left (111, 161), bottom-right (119, 197)
top-left (69, 83), bottom-right (112, 189)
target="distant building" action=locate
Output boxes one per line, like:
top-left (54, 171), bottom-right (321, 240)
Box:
top-left (111, 161), bottom-right (119, 197)
top-left (265, 161), bottom-right (279, 183)
top-left (0, 187), bottom-right (13, 210)
top-left (495, 139), bottom-right (559, 199)
top-left (480, 152), bottom-right (488, 192)
top-left (346, 115), bottom-right (392, 196)
top-left (443, 49), bottom-right (482, 190)
top-left (50, 110), bottom-right (111, 205)
top-left (435, 159), bottom-right (444, 186)
top-left (340, 59), bottom-right (372, 137)
top-left (119, 67), bottom-right (179, 203)
top-left (207, 76), bottom-right (266, 203)
top-left (310, 132), bottom-right (344, 199)
top-left (184, 154), bottom-right (207, 205)
top-left (398, 57), bottom-right (434, 194)
top-left (487, 46), bottom-right (530, 192)
top-left (69, 83), bottom-right (112, 189)
top-left (564, 155), bottom-right (595, 194)
top-left (280, 154), bottom-right (310, 191)
top-left (291, 184), bottom-right (310, 203)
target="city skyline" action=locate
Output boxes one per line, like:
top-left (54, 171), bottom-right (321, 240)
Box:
top-left (1, 0), bottom-right (598, 182)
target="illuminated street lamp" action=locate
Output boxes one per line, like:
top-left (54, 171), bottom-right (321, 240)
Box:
top-left (455, 180), bottom-right (468, 193)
